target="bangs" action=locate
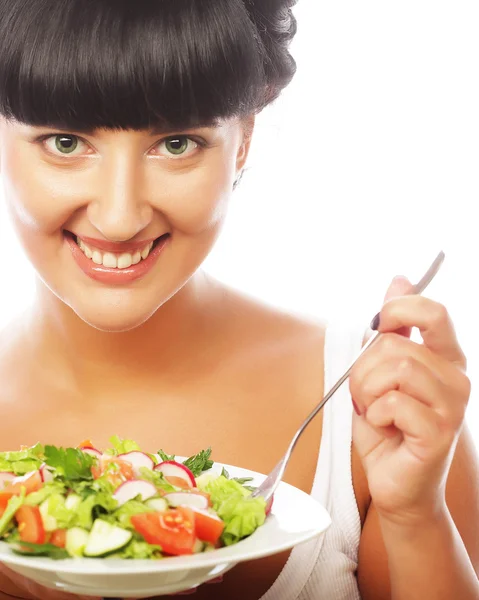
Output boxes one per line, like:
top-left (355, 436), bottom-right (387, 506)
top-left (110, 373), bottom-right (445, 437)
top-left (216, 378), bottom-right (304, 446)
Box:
top-left (0, 0), bottom-right (267, 132)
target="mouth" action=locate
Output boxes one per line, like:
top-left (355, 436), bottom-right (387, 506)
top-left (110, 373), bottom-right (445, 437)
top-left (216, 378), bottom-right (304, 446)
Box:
top-left (64, 231), bottom-right (171, 285)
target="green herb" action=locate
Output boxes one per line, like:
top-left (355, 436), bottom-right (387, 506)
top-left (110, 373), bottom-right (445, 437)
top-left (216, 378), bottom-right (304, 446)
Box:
top-left (44, 446), bottom-right (95, 481)
top-left (11, 542), bottom-right (69, 559)
top-left (183, 447), bottom-right (214, 477)
top-left (221, 467), bottom-right (255, 492)
top-left (157, 449), bottom-right (175, 462)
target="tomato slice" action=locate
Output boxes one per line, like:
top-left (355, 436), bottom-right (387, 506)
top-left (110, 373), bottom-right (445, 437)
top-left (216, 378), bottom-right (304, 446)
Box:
top-left (0, 494), bottom-right (12, 518)
top-left (78, 439), bottom-right (95, 449)
top-left (2, 471), bottom-right (43, 496)
top-left (16, 505), bottom-right (46, 544)
top-left (50, 528), bottom-right (67, 548)
top-left (192, 509), bottom-right (224, 545)
top-left (131, 507), bottom-right (196, 556)
top-left (165, 476), bottom-right (191, 490)
top-left (92, 457), bottom-right (135, 488)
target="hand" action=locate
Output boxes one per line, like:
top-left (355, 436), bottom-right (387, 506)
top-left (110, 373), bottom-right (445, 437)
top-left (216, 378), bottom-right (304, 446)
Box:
top-left (350, 277), bottom-right (471, 526)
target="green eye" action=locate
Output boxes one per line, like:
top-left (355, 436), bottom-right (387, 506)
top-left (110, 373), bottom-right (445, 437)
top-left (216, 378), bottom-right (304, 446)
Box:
top-left (164, 136), bottom-right (189, 155)
top-left (54, 135), bottom-right (79, 154)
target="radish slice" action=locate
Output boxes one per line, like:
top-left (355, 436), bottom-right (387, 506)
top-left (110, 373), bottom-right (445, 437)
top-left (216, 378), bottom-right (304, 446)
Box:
top-left (265, 494), bottom-right (274, 516)
top-left (0, 472), bottom-right (15, 489)
top-left (12, 471), bottom-right (38, 485)
top-left (79, 447), bottom-right (102, 459)
top-left (39, 464), bottom-right (54, 483)
top-left (117, 451), bottom-right (155, 471)
top-left (164, 492), bottom-right (209, 510)
top-left (113, 480), bottom-right (157, 506)
top-left (154, 461), bottom-right (196, 489)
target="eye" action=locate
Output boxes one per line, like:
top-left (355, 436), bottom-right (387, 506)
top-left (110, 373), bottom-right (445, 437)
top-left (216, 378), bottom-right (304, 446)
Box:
top-left (156, 136), bottom-right (199, 159)
top-left (44, 134), bottom-right (87, 156)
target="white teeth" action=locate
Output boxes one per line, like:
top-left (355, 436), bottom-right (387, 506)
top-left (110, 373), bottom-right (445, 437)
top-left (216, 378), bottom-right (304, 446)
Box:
top-left (76, 238), bottom-right (157, 269)
top-left (102, 252), bottom-right (118, 268)
top-left (118, 253), bottom-right (133, 269)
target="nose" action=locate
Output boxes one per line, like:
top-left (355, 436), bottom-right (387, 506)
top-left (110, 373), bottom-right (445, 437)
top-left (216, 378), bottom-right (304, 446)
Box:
top-left (87, 153), bottom-right (153, 242)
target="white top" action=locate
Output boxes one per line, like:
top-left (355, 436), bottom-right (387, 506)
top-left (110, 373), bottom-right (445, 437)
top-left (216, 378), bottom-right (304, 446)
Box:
top-left (260, 324), bottom-right (364, 600)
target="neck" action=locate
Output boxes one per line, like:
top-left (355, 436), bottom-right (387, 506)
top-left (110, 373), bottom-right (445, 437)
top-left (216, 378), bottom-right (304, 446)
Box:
top-left (28, 272), bottom-right (214, 382)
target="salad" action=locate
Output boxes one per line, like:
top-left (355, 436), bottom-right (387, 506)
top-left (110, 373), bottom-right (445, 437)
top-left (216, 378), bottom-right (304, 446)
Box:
top-left (0, 437), bottom-right (271, 559)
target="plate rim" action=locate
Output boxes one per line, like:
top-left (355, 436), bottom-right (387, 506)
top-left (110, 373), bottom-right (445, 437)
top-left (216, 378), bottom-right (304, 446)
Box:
top-left (0, 460), bottom-right (331, 574)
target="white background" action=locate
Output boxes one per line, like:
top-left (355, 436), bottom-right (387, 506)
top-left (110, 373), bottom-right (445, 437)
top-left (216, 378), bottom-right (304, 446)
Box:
top-left (0, 2), bottom-right (478, 445)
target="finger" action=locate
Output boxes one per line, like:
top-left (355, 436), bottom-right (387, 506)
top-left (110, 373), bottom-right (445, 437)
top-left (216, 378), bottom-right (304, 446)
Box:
top-left (352, 332), bottom-right (460, 390)
top-left (382, 275), bottom-right (414, 338)
top-left (351, 356), bottom-right (450, 416)
top-left (365, 391), bottom-right (444, 454)
top-left (376, 296), bottom-right (466, 366)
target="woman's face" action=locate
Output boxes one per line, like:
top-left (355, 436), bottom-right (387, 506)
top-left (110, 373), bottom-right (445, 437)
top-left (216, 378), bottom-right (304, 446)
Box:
top-left (0, 117), bottom-right (252, 331)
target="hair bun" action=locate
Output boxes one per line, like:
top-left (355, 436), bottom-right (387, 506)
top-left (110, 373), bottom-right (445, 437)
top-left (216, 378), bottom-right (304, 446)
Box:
top-left (242, 0), bottom-right (298, 106)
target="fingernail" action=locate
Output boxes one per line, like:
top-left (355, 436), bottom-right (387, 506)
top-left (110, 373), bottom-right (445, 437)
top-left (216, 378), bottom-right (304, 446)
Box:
top-left (352, 399), bottom-right (361, 415)
top-left (370, 312), bottom-right (380, 331)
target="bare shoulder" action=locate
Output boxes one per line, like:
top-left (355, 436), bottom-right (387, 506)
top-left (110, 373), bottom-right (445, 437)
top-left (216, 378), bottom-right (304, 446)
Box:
top-left (208, 278), bottom-right (327, 360)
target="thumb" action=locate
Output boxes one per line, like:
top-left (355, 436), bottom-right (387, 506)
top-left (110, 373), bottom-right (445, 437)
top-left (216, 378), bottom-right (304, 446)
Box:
top-left (382, 275), bottom-right (414, 338)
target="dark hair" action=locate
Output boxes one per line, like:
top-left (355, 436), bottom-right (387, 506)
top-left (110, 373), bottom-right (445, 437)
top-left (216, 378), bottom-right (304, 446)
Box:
top-left (0, 0), bottom-right (297, 132)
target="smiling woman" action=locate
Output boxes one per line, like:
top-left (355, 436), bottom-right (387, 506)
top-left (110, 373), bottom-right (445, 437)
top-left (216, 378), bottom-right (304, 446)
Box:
top-left (0, 1), bottom-right (479, 600)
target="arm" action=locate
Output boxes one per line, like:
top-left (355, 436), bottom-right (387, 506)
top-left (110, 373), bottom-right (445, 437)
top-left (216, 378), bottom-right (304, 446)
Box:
top-left (358, 426), bottom-right (479, 600)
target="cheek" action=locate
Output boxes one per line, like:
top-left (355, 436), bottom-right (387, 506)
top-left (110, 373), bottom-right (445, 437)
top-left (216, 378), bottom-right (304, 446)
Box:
top-left (2, 145), bottom-right (82, 236)
top-left (149, 153), bottom-right (236, 236)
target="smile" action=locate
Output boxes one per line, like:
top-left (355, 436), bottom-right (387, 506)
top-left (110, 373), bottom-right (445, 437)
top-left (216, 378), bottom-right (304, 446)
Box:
top-left (76, 237), bottom-right (154, 270)
top-left (64, 231), bottom-right (170, 285)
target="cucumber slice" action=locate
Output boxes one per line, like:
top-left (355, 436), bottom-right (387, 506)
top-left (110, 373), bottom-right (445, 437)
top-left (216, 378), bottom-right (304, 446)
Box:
top-left (193, 538), bottom-right (205, 553)
top-left (39, 499), bottom-right (57, 532)
top-left (145, 498), bottom-right (168, 512)
top-left (66, 527), bottom-right (89, 557)
top-left (65, 494), bottom-right (82, 512)
top-left (83, 519), bottom-right (132, 557)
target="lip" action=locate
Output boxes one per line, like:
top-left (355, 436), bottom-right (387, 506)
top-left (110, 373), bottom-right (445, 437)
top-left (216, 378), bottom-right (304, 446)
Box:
top-left (73, 234), bottom-right (159, 254)
top-left (65, 233), bottom-right (170, 285)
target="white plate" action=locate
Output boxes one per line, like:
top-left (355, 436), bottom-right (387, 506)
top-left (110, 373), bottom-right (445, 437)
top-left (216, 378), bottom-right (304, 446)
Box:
top-left (0, 461), bottom-right (331, 598)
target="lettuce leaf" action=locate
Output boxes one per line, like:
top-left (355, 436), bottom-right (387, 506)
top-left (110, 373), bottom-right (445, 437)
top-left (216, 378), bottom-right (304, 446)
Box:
top-left (40, 493), bottom-right (78, 529)
top-left (138, 468), bottom-right (176, 493)
top-left (0, 443), bottom-right (44, 475)
top-left (198, 476), bottom-right (266, 545)
top-left (107, 436), bottom-right (141, 455)
top-left (114, 538), bottom-right (163, 559)
top-left (0, 491), bottom-right (26, 536)
top-left (112, 500), bottom-right (155, 529)
top-left (24, 482), bottom-right (67, 507)
top-left (71, 490), bottom-right (118, 530)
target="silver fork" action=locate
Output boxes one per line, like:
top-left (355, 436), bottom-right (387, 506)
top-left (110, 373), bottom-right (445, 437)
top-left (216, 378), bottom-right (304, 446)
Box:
top-left (252, 251), bottom-right (446, 502)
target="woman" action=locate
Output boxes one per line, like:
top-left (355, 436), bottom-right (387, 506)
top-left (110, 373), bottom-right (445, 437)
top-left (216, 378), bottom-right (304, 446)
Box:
top-left (0, 1), bottom-right (478, 599)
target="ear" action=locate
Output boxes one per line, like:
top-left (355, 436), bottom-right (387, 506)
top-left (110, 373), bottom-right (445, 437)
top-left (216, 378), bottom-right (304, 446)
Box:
top-left (235, 115), bottom-right (255, 174)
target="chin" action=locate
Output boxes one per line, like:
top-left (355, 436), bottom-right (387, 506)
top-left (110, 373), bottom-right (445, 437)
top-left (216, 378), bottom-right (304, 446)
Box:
top-left (69, 300), bottom-right (160, 333)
